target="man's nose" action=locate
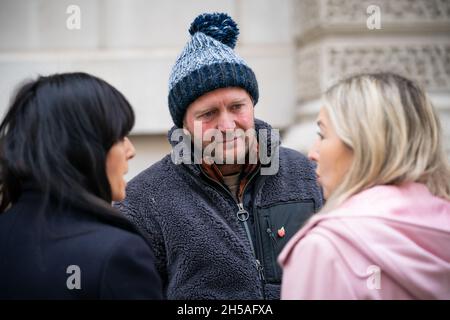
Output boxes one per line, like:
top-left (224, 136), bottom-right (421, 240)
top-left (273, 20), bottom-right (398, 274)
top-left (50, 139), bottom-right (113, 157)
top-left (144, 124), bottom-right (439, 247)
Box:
top-left (217, 112), bottom-right (236, 132)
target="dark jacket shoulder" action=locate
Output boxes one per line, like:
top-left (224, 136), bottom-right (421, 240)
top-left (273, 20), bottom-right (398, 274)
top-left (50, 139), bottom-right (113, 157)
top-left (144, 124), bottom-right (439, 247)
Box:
top-left (0, 191), bottom-right (162, 299)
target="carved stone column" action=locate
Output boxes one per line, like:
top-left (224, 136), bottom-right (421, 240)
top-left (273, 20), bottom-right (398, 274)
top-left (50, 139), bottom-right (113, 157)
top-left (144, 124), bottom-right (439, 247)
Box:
top-left (284, 0), bottom-right (450, 157)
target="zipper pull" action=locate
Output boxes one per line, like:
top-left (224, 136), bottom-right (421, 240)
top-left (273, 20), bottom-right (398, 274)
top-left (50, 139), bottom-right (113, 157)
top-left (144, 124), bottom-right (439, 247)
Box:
top-left (236, 203), bottom-right (249, 222)
top-left (255, 259), bottom-right (265, 281)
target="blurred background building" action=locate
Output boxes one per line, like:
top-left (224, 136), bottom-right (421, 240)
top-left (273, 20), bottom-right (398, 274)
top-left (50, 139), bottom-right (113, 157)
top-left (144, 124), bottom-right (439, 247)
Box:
top-left (1, 0), bottom-right (449, 180)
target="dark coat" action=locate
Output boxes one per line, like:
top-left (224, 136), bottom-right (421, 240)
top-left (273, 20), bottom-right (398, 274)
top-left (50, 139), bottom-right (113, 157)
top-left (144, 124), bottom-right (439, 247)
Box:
top-left (116, 119), bottom-right (323, 299)
top-left (0, 189), bottom-right (162, 299)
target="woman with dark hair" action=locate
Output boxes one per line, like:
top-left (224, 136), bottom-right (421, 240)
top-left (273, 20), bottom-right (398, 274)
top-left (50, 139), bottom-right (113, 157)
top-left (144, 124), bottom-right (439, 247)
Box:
top-left (0, 72), bottom-right (162, 299)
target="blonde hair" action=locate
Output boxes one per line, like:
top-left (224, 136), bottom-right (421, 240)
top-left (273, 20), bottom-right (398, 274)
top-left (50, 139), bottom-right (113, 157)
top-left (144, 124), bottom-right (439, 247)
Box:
top-left (322, 72), bottom-right (450, 211)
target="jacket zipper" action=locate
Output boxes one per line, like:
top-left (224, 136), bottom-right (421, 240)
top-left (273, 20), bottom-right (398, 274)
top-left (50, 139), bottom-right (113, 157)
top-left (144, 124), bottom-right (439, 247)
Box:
top-left (197, 165), bottom-right (266, 297)
top-left (251, 174), bottom-right (269, 298)
top-left (237, 203), bottom-right (265, 282)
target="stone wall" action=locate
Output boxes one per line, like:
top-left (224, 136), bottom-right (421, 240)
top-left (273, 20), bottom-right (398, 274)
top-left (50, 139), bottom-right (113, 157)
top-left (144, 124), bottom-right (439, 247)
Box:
top-left (283, 0), bottom-right (450, 157)
top-left (1, 0), bottom-right (449, 178)
top-left (0, 0), bottom-right (296, 178)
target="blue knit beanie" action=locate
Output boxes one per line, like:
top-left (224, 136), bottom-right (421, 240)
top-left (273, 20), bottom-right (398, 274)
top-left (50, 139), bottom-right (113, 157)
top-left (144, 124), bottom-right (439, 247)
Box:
top-left (168, 12), bottom-right (259, 128)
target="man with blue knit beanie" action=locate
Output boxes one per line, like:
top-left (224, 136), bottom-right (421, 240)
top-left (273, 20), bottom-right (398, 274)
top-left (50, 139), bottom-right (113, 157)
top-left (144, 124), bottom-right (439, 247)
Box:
top-left (116, 12), bottom-right (322, 299)
top-left (168, 13), bottom-right (258, 128)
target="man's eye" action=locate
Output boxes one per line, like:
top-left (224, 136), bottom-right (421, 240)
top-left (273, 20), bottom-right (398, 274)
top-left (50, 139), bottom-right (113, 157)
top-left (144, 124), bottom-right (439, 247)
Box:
top-left (231, 104), bottom-right (243, 111)
top-left (201, 111), bottom-right (215, 119)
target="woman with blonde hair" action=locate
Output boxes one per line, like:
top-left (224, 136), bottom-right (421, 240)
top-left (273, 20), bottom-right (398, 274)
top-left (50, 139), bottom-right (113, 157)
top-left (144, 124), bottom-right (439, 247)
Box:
top-left (279, 72), bottom-right (450, 299)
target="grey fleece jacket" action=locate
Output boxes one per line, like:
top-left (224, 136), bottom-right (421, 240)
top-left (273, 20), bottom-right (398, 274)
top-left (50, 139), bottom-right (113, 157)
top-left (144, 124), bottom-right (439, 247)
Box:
top-left (116, 119), bottom-right (323, 299)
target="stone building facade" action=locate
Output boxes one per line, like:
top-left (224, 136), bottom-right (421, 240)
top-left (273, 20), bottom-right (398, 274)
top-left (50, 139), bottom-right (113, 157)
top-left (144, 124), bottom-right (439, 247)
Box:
top-left (0, 0), bottom-right (449, 178)
top-left (284, 0), bottom-right (450, 156)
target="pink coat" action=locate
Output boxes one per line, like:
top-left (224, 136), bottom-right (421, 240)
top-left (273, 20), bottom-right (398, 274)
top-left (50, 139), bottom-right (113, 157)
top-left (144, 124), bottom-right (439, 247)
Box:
top-left (278, 183), bottom-right (450, 299)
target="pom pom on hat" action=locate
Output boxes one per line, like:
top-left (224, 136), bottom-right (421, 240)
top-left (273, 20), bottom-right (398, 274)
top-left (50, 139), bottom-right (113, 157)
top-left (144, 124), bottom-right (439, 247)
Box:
top-left (188, 12), bottom-right (239, 49)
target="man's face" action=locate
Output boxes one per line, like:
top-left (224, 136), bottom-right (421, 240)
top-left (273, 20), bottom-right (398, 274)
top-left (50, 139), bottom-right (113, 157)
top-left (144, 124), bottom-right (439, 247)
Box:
top-left (183, 87), bottom-right (255, 164)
